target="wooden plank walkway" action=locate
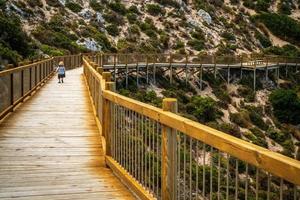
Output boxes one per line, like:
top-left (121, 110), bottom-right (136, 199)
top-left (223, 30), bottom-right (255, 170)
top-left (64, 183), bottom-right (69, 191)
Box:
top-left (0, 68), bottom-right (135, 200)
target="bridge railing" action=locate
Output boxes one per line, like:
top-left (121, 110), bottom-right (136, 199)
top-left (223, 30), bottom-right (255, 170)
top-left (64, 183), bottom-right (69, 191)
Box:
top-left (0, 58), bottom-right (55, 120)
top-left (83, 56), bottom-right (300, 200)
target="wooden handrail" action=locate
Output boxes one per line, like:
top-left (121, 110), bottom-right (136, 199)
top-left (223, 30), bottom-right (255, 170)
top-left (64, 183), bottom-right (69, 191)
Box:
top-left (103, 89), bottom-right (300, 186)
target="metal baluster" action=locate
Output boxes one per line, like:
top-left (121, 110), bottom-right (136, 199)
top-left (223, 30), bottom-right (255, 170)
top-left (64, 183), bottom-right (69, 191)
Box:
top-left (183, 134), bottom-right (186, 199)
top-left (189, 137), bottom-right (192, 200)
top-left (226, 154), bottom-right (230, 200)
top-left (210, 147), bottom-right (213, 200)
top-left (152, 119), bottom-right (155, 195)
top-left (196, 141), bottom-right (199, 200)
top-left (235, 160), bottom-right (239, 200)
top-left (203, 144), bottom-right (206, 198)
top-left (256, 168), bottom-right (259, 200)
top-left (217, 150), bottom-right (221, 200)
top-left (267, 173), bottom-right (270, 200)
top-left (178, 132), bottom-right (181, 200)
top-left (280, 178), bottom-right (283, 200)
top-left (135, 111), bottom-right (138, 180)
top-left (245, 163), bottom-right (249, 200)
top-left (156, 121), bottom-right (159, 198)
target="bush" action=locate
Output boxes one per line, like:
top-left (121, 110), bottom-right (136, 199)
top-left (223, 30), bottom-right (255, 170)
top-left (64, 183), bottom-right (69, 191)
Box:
top-left (28, 0), bottom-right (43, 7)
top-left (45, 0), bottom-right (61, 7)
top-left (254, 13), bottom-right (300, 45)
top-left (109, 1), bottom-right (127, 15)
top-left (65, 1), bottom-right (82, 13)
top-left (269, 89), bottom-right (300, 125)
top-left (230, 111), bottom-right (251, 128)
top-left (246, 106), bottom-right (269, 130)
top-left (187, 39), bottom-right (205, 51)
top-left (221, 32), bottom-right (236, 41)
top-left (90, 0), bottom-right (103, 12)
top-left (237, 86), bottom-right (255, 102)
top-left (146, 4), bottom-right (165, 16)
top-left (186, 96), bottom-right (222, 123)
top-left (255, 31), bottom-right (271, 48)
top-left (126, 12), bottom-right (137, 24)
top-left (106, 24), bottom-right (120, 36)
top-left (0, 13), bottom-right (35, 64)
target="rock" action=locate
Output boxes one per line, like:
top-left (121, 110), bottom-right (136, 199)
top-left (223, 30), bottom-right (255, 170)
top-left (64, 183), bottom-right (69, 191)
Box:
top-left (58, 0), bottom-right (66, 6)
top-left (197, 9), bottom-right (212, 25)
top-left (96, 12), bottom-right (105, 24)
top-left (186, 17), bottom-right (200, 28)
top-left (76, 38), bottom-right (102, 51)
top-left (79, 8), bottom-right (94, 19)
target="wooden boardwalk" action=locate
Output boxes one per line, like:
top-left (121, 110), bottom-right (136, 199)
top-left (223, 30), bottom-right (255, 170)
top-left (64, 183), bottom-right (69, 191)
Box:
top-left (0, 68), bottom-right (135, 199)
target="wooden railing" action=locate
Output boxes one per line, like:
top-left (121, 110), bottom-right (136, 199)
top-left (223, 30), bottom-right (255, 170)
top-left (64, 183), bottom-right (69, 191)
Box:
top-left (83, 56), bottom-right (300, 200)
top-left (0, 58), bottom-right (55, 120)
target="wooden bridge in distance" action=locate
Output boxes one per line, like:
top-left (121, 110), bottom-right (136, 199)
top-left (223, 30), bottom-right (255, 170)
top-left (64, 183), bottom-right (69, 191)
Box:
top-left (0, 54), bottom-right (300, 200)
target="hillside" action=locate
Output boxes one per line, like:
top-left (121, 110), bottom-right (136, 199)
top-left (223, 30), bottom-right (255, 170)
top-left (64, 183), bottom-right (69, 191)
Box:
top-left (1, 0), bottom-right (300, 66)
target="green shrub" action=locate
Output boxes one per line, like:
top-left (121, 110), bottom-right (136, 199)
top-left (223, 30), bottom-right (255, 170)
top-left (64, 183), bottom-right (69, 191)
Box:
top-left (28, 0), bottom-right (43, 7)
top-left (40, 44), bottom-right (64, 56)
top-left (237, 86), bottom-right (255, 102)
top-left (65, 1), bottom-right (82, 13)
top-left (0, 13), bottom-right (35, 64)
top-left (90, 0), bottom-right (103, 12)
top-left (263, 45), bottom-right (300, 57)
top-left (186, 96), bottom-right (222, 123)
top-left (230, 111), bottom-right (251, 128)
top-left (103, 11), bottom-right (125, 26)
top-left (207, 122), bottom-right (242, 138)
top-left (221, 31), bottom-right (236, 41)
top-left (254, 13), bottom-right (300, 45)
top-left (106, 24), bottom-right (120, 36)
top-left (255, 31), bottom-right (271, 48)
top-left (109, 1), bottom-right (127, 15)
top-left (45, 0), bottom-right (61, 7)
top-left (246, 106), bottom-right (269, 130)
top-left (146, 4), bottom-right (165, 16)
top-left (187, 39), bottom-right (204, 51)
top-left (269, 89), bottom-right (300, 125)
top-left (126, 12), bottom-right (137, 24)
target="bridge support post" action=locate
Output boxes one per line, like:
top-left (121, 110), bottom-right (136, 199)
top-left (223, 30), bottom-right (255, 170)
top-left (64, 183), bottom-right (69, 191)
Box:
top-left (200, 65), bottom-right (203, 91)
top-left (227, 65), bottom-right (230, 84)
top-left (162, 98), bottom-right (178, 200)
top-left (125, 55), bottom-right (128, 89)
top-left (213, 56), bottom-right (217, 79)
top-left (103, 81), bottom-right (115, 157)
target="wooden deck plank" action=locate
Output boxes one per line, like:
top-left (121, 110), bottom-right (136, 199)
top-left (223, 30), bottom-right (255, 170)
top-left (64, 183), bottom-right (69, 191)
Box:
top-left (0, 68), bottom-right (135, 199)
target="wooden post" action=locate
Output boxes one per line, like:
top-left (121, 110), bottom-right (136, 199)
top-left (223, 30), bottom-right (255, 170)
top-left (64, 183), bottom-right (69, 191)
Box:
top-left (253, 59), bottom-right (257, 92)
top-left (102, 72), bottom-right (112, 82)
top-left (146, 55), bottom-right (149, 84)
top-left (169, 54), bottom-right (172, 84)
top-left (136, 57), bottom-right (139, 87)
top-left (10, 73), bottom-right (14, 111)
top-left (125, 54), bottom-right (129, 88)
top-left (185, 55), bottom-right (188, 85)
top-left (265, 58), bottom-right (268, 81)
top-left (162, 98), bottom-right (178, 200)
top-left (113, 54), bottom-right (117, 81)
top-left (97, 67), bottom-right (103, 75)
top-left (214, 55), bottom-right (217, 79)
top-left (200, 64), bottom-right (203, 91)
top-left (103, 82), bottom-right (116, 157)
top-left (227, 65), bottom-right (230, 84)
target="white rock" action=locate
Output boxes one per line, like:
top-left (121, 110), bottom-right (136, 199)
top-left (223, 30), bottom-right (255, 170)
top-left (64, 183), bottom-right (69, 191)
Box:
top-left (96, 12), bottom-right (105, 23)
top-left (197, 9), bottom-right (212, 25)
top-left (76, 38), bottom-right (102, 51)
top-left (79, 8), bottom-right (94, 19)
top-left (58, 0), bottom-right (66, 6)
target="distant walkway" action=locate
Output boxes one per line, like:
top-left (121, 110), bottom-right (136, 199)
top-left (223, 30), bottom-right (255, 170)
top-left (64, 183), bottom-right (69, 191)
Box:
top-left (0, 68), bottom-right (135, 199)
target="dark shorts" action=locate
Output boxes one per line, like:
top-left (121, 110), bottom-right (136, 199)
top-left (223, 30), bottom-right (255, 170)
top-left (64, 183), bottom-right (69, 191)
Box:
top-left (58, 74), bottom-right (65, 79)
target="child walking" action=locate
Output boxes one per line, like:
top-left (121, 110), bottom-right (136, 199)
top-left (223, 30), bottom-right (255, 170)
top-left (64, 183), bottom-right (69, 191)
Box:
top-left (57, 61), bottom-right (66, 83)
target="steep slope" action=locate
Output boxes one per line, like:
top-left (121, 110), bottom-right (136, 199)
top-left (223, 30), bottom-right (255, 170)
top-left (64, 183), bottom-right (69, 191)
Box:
top-left (1, 0), bottom-right (300, 66)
